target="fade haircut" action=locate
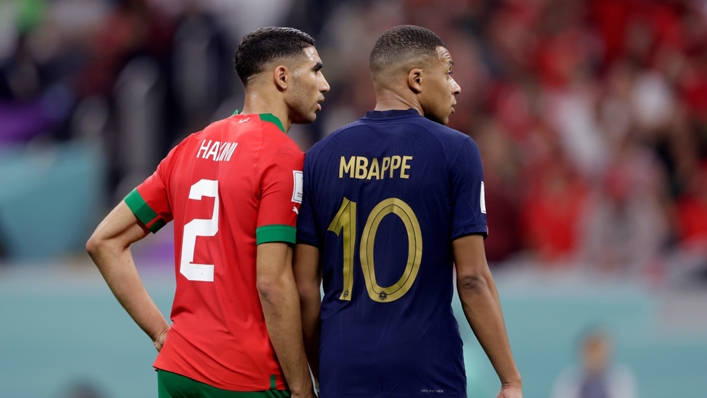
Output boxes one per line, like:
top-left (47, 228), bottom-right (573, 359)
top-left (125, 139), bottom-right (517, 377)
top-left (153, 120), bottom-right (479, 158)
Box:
top-left (369, 25), bottom-right (445, 75)
top-left (234, 27), bottom-right (315, 87)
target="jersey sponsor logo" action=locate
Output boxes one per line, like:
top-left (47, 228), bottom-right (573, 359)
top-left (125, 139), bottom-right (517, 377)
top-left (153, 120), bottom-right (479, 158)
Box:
top-left (292, 206), bottom-right (299, 214)
top-left (196, 140), bottom-right (238, 162)
top-left (292, 171), bottom-right (303, 203)
top-left (238, 117), bottom-right (250, 123)
top-left (480, 181), bottom-right (486, 214)
top-left (338, 155), bottom-right (413, 180)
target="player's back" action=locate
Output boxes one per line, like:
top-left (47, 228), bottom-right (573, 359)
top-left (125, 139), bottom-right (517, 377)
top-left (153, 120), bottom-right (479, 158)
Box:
top-left (136, 113), bottom-right (302, 391)
top-left (298, 109), bottom-right (487, 397)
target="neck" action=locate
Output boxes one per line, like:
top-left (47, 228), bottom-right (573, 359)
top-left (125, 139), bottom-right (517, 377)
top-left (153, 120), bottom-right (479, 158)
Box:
top-left (241, 90), bottom-right (291, 132)
top-left (373, 88), bottom-right (422, 116)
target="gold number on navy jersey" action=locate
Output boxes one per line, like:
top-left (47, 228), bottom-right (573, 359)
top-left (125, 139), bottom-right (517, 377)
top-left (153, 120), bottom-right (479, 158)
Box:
top-left (327, 198), bottom-right (356, 300)
top-left (328, 197), bottom-right (423, 302)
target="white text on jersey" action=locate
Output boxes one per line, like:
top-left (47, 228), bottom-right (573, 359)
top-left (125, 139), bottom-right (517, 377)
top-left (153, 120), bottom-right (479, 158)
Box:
top-left (197, 140), bottom-right (238, 162)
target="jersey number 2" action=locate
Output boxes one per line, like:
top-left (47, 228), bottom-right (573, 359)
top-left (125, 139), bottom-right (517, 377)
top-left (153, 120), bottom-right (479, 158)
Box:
top-left (328, 197), bottom-right (422, 303)
top-left (180, 179), bottom-right (219, 282)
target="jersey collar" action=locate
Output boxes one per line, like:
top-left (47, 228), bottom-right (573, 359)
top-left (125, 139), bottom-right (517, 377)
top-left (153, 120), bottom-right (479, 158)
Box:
top-left (232, 110), bottom-right (286, 133)
top-left (364, 108), bottom-right (420, 119)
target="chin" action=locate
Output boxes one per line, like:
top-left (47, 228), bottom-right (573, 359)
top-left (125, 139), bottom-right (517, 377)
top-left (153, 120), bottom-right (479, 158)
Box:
top-left (292, 113), bottom-right (317, 125)
top-left (424, 113), bottom-right (448, 126)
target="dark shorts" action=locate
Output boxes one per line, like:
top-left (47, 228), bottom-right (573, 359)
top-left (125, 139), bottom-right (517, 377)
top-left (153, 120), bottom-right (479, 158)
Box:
top-left (157, 370), bottom-right (291, 398)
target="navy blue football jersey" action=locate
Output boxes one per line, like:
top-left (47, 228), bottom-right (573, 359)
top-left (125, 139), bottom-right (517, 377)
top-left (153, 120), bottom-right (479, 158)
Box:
top-left (297, 109), bottom-right (487, 398)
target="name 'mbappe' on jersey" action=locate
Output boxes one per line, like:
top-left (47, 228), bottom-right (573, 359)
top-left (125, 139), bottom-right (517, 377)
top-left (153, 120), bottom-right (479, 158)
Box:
top-left (296, 109), bottom-right (488, 397)
top-left (338, 155), bottom-right (413, 179)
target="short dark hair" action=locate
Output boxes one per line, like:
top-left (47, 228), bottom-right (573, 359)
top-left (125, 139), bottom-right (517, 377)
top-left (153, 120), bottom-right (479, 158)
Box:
top-left (234, 27), bottom-right (315, 87)
top-left (369, 25), bottom-right (445, 74)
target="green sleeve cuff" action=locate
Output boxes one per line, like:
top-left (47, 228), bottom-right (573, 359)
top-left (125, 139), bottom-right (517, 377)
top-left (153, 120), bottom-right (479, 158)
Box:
top-left (124, 189), bottom-right (166, 233)
top-left (256, 225), bottom-right (296, 245)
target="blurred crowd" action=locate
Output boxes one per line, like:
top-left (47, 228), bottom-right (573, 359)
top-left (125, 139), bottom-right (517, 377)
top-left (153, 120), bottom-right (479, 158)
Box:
top-left (2, 0), bottom-right (707, 282)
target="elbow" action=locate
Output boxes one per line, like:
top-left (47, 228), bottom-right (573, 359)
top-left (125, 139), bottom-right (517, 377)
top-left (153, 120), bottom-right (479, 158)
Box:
top-left (296, 280), bottom-right (320, 302)
top-left (85, 233), bottom-right (103, 258)
top-left (86, 230), bottom-right (115, 263)
top-left (457, 272), bottom-right (490, 294)
top-left (257, 276), bottom-right (285, 304)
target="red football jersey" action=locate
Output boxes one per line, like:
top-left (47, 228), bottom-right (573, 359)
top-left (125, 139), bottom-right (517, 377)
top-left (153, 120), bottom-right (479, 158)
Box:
top-left (124, 113), bottom-right (304, 391)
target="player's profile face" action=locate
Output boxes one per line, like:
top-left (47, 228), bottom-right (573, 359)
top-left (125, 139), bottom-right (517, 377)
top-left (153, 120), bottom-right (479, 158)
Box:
top-left (420, 47), bottom-right (460, 125)
top-left (286, 46), bottom-right (330, 124)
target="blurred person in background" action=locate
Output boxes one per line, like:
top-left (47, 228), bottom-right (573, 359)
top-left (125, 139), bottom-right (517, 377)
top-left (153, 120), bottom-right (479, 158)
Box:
top-left (520, 121), bottom-right (589, 265)
top-left (294, 25), bottom-right (522, 398)
top-left (552, 328), bottom-right (638, 398)
top-left (86, 27), bottom-right (329, 398)
top-left (473, 119), bottom-right (523, 263)
top-left (61, 380), bottom-right (107, 398)
top-left (581, 134), bottom-right (670, 275)
top-left (677, 161), bottom-right (707, 251)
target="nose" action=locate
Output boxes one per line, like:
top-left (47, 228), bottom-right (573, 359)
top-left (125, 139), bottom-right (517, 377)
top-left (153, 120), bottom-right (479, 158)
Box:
top-left (451, 77), bottom-right (461, 95)
top-left (320, 73), bottom-right (331, 93)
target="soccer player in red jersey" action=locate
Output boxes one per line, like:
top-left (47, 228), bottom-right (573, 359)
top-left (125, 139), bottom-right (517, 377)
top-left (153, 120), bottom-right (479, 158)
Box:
top-left (86, 27), bottom-right (329, 398)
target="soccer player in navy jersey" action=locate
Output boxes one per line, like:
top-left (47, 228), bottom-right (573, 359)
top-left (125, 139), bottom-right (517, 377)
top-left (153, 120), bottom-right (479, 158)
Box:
top-left (294, 25), bottom-right (522, 398)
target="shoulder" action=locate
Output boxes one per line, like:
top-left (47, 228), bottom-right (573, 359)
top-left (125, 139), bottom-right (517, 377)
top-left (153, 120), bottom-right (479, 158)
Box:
top-left (267, 126), bottom-right (303, 154)
top-left (415, 117), bottom-right (474, 148)
top-left (408, 118), bottom-right (480, 170)
top-left (312, 119), bottom-right (365, 149)
top-left (200, 116), bottom-right (236, 135)
top-left (257, 126), bottom-right (304, 169)
top-left (163, 130), bottom-right (204, 162)
top-left (302, 119), bottom-right (362, 164)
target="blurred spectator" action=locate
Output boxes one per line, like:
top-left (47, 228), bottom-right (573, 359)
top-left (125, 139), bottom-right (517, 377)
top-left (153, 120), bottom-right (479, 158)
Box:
top-left (61, 380), bottom-right (107, 398)
top-left (581, 136), bottom-right (670, 274)
top-left (676, 161), bottom-right (707, 250)
top-left (474, 119), bottom-right (523, 262)
top-left (551, 328), bottom-right (638, 398)
top-left (520, 121), bottom-right (589, 265)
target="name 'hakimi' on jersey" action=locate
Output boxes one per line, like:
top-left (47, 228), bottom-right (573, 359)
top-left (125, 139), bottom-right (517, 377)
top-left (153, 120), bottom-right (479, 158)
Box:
top-left (196, 140), bottom-right (238, 162)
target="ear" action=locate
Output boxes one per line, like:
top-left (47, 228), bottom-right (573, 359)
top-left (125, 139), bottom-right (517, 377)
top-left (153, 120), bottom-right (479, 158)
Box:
top-left (274, 65), bottom-right (289, 91)
top-left (407, 69), bottom-right (423, 94)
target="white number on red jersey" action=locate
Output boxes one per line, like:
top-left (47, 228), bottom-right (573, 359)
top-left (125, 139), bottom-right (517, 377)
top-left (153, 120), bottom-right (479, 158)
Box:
top-left (180, 179), bottom-right (219, 282)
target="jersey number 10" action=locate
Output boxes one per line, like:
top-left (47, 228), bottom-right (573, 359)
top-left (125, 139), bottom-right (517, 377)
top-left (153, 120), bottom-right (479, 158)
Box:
top-left (328, 197), bottom-right (422, 303)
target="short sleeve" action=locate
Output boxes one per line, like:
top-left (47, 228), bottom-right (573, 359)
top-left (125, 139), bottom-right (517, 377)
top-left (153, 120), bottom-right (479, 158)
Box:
top-left (296, 151), bottom-right (319, 246)
top-left (256, 143), bottom-right (305, 245)
top-left (124, 145), bottom-right (179, 234)
top-left (450, 138), bottom-right (488, 240)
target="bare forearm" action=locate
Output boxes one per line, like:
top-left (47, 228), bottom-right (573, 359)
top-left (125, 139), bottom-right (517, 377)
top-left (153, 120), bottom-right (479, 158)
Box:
top-left (299, 286), bottom-right (321, 378)
top-left (260, 278), bottom-right (313, 395)
top-left (458, 275), bottom-right (521, 387)
top-left (89, 243), bottom-right (169, 342)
